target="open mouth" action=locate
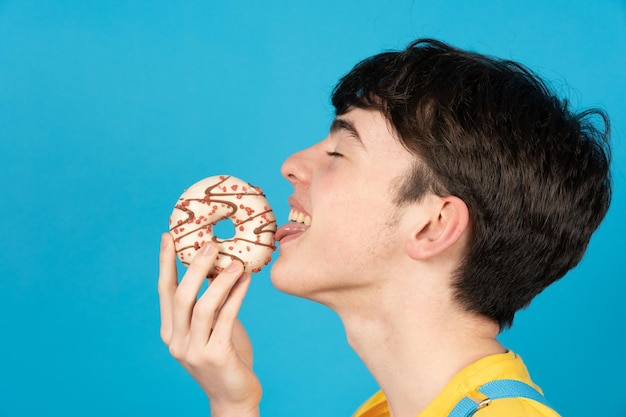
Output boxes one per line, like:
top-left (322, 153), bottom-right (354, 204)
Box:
top-left (275, 208), bottom-right (311, 243)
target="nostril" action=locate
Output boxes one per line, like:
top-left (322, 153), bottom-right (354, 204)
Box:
top-left (282, 156), bottom-right (302, 183)
top-left (282, 145), bottom-right (316, 184)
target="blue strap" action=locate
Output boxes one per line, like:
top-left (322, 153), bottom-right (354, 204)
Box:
top-left (447, 379), bottom-right (552, 417)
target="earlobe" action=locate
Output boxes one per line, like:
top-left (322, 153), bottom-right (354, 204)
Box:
top-left (406, 196), bottom-right (470, 260)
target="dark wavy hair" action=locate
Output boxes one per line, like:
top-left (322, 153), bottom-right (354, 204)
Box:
top-left (332, 39), bottom-right (612, 329)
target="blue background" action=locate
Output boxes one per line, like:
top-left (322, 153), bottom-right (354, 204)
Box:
top-left (1, 1), bottom-right (625, 416)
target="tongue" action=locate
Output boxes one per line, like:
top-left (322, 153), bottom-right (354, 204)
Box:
top-left (275, 222), bottom-right (309, 242)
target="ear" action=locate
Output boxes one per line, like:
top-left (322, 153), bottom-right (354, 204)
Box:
top-left (406, 196), bottom-right (470, 260)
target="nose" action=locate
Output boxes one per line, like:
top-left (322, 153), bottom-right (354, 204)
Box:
top-left (281, 143), bottom-right (320, 186)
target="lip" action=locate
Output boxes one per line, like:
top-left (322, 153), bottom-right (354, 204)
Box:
top-left (287, 196), bottom-right (308, 214)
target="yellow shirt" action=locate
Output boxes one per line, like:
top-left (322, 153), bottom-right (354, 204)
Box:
top-left (352, 351), bottom-right (561, 417)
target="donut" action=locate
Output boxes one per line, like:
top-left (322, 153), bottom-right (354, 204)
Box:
top-left (169, 175), bottom-right (276, 278)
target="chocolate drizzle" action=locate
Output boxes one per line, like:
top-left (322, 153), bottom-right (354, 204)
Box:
top-left (169, 175), bottom-right (276, 275)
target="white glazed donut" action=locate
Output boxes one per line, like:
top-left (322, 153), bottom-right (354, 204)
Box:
top-left (169, 175), bottom-right (276, 278)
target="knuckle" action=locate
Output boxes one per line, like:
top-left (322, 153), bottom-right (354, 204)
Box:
top-left (186, 261), bottom-right (211, 279)
top-left (186, 344), bottom-right (228, 369)
top-left (160, 327), bottom-right (171, 345)
top-left (157, 279), bottom-right (176, 294)
top-left (185, 350), bottom-right (206, 368)
top-left (168, 343), bottom-right (187, 361)
top-left (173, 290), bottom-right (196, 308)
top-left (192, 297), bottom-right (218, 318)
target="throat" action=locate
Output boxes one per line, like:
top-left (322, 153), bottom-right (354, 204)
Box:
top-left (338, 306), bottom-right (505, 417)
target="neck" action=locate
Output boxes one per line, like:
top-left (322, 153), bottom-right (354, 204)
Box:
top-left (331, 284), bottom-right (504, 417)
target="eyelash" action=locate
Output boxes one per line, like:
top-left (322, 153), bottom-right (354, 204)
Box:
top-left (326, 151), bottom-right (344, 158)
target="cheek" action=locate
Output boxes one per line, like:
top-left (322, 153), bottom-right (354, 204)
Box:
top-left (314, 170), bottom-right (396, 237)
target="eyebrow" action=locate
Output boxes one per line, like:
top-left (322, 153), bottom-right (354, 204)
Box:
top-left (329, 118), bottom-right (365, 147)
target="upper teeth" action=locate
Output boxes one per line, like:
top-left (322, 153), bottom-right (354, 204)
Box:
top-left (289, 208), bottom-right (312, 226)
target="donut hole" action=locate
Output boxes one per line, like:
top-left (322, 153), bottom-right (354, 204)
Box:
top-left (213, 219), bottom-right (236, 241)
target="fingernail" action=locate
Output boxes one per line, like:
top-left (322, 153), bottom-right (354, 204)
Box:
top-left (201, 242), bottom-right (214, 255)
top-left (161, 234), bottom-right (168, 248)
top-left (225, 261), bottom-right (241, 272)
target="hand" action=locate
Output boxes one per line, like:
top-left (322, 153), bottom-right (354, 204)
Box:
top-left (158, 233), bottom-right (262, 417)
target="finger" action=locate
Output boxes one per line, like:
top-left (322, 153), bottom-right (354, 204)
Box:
top-left (158, 233), bottom-right (178, 344)
top-left (188, 261), bottom-right (245, 348)
top-left (232, 318), bottom-right (254, 367)
top-left (208, 272), bottom-right (252, 349)
top-left (170, 241), bottom-right (218, 342)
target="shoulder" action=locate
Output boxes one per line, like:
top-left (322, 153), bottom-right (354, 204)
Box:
top-left (477, 397), bottom-right (561, 417)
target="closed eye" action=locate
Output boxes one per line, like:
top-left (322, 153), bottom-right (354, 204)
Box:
top-left (326, 151), bottom-right (344, 157)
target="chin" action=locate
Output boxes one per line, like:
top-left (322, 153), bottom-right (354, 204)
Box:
top-left (269, 259), bottom-right (298, 295)
top-left (269, 258), bottom-right (318, 300)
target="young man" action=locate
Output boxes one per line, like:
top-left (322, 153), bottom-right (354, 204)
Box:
top-left (158, 39), bottom-right (611, 417)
